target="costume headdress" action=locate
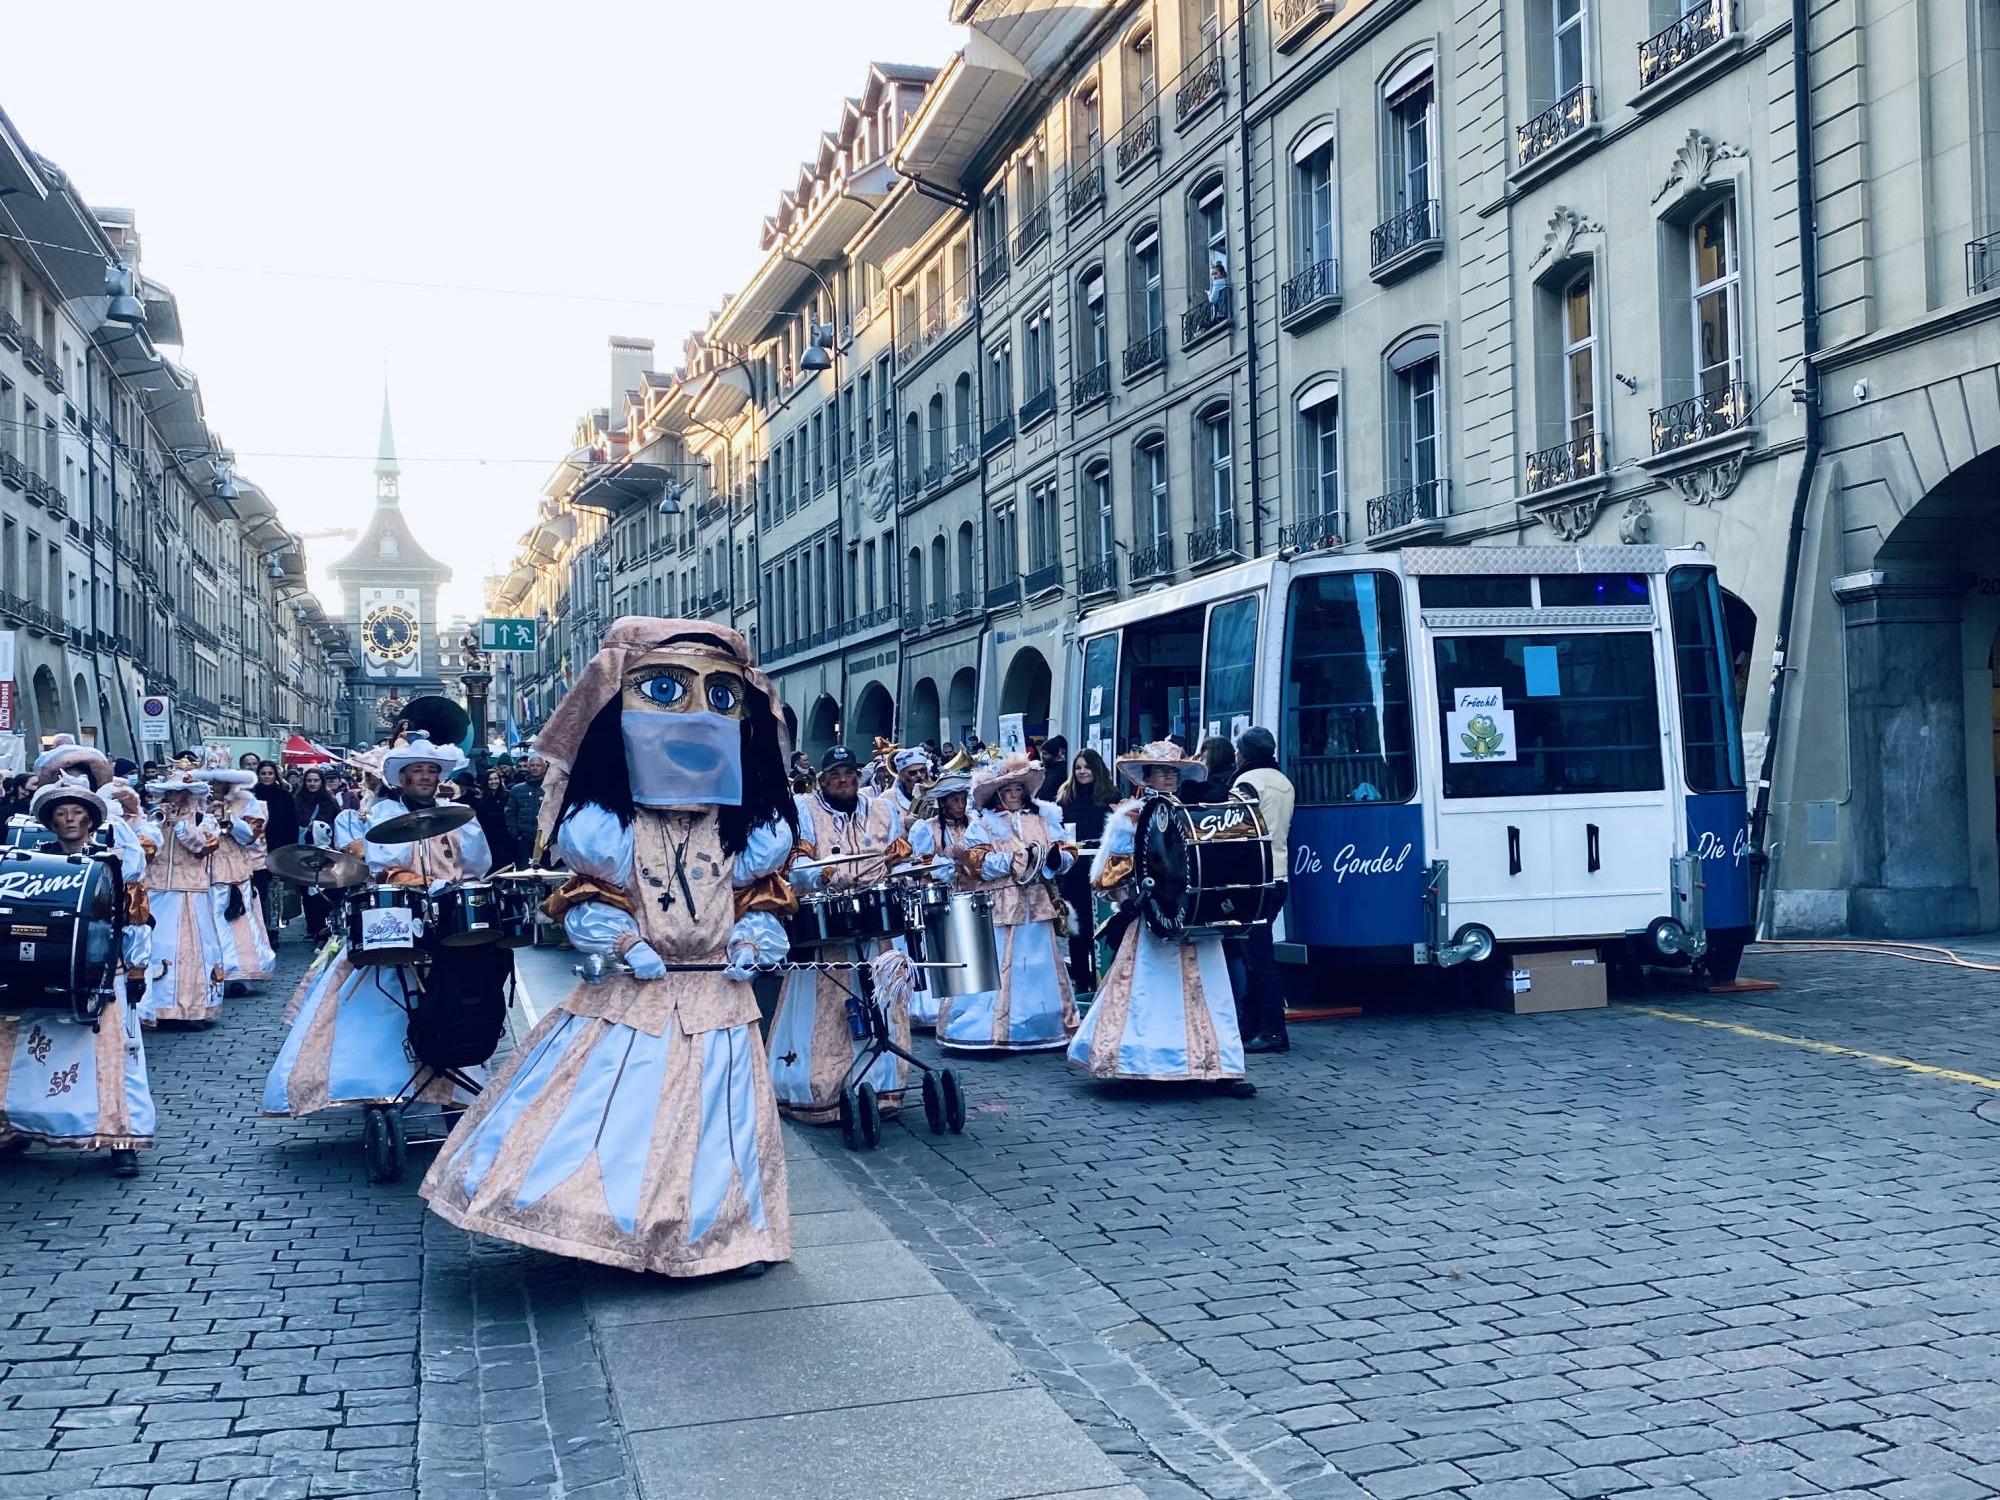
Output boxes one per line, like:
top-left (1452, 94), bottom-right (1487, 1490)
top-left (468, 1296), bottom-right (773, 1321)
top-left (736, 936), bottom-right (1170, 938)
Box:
top-left (29, 773), bottom-right (109, 828)
top-left (1115, 739), bottom-right (1207, 786)
top-left (970, 753), bottom-right (1046, 810)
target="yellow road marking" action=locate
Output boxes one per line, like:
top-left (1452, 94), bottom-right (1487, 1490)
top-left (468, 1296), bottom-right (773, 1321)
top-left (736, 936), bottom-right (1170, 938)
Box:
top-left (1624, 1005), bottom-right (2000, 1092)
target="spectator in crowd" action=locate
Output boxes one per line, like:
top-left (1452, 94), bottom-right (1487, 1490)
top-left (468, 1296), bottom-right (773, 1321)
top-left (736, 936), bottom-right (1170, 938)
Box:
top-left (238, 751), bottom-right (262, 772)
top-left (0, 774), bottom-right (30, 824)
top-left (292, 767), bottom-right (343, 943)
top-left (1186, 736), bottom-right (1237, 803)
top-left (1054, 748), bottom-right (1118, 996)
top-left (255, 762), bottom-right (300, 937)
top-left (503, 754), bottom-right (546, 861)
top-left (471, 765), bottom-right (519, 871)
top-left (1229, 726), bottom-right (1296, 1053)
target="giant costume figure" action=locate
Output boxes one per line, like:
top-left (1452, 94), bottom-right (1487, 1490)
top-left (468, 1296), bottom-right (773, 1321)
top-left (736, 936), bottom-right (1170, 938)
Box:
top-left (1067, 742), bottom-right (1250, 1091)
top-left (422, 618), bottom-right (795, 1277)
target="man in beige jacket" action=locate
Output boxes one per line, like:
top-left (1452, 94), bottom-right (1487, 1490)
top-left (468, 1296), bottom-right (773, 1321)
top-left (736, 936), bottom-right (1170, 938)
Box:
top-left (1229, 726), bottom-right (1296, 1053)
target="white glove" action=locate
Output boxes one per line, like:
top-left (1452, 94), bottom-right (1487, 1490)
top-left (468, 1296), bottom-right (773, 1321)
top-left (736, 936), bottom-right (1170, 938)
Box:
top-left (724, 911), bottom-right (789, 981)
top-left (309, 820), bottom-right (333, 849)
top-left (625, 941), bottom-right (668, 980)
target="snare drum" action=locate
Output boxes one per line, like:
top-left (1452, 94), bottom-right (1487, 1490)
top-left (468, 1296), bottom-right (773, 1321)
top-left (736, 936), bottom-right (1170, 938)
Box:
top-left (433, 881), bottom-right (501, 947)
top-left (346, 886), bottom-right (427, 967)
top-left (493, 881), bottom-right (542, 948)
top-left (917, 890), bottom-right (999, 999)
top-left (789, 881), bottom-right (909, 950)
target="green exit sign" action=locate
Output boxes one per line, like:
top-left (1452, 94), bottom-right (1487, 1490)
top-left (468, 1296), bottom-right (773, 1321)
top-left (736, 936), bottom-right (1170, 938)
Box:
top-left (480, 618), bottom-right (538, 652)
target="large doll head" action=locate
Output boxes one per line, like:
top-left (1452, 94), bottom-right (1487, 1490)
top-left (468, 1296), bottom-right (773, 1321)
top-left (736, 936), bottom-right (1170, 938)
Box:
top-left (543, 619), bottom-right (795, 857)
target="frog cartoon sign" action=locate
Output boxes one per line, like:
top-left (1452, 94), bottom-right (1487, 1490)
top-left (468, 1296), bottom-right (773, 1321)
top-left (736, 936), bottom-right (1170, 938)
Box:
top-left (1446, 687), bottom-right (1516, 764)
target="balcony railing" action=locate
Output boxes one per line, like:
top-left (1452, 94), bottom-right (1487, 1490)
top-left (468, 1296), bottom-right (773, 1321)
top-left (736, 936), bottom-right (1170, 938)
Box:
top-left (1013, 201), bottom-right (1050, 262)
top-left (1279, 509), bottom-right (1343, 553)
top-left (1370, 199), bottom-right (1442, 270)
top-left (982, 412), bottom-right (1015, 454)
top-left (1968, 233), bottom-right (2000, 297)
top-left (924, 459), bottom-right (947, 493)
top-left (985, 577), bottom-right (1021, 610)
top-left (1023, 561), bottom-right (1063, 599)
top-left (1123, 326), bottom-right (1166, 381)
top-left (1188, 517), bottom-right (1238, 567)
top-left (1280, 257), bottom-right (1341, 326)
top-left (978, 245), bottom-right (1010, 298)
top-left (954, 588), bottom-right (980, 617)
top-left (0, 452), bottom-right (25, 492)
top-left (1130, 538), bottom-right (1174, 581)
top-left (1114, 111), bottom-right (1161, 176)
top-left (1271, 0), bottom-right (1338, 51)
top-left (902, 606), bottom-right (928, 633)
top-left (1517, 86), bottom-right (1596, 168)
top-left (1640, 0), bottom-right (1733, 90)
top-left (949, 442), bottom-right (976, 476)
top-left (1183, 288), bottom-right (1231, 346)
top-left (0, 308), bottom-right (23, 352)
top-left (1077, 555), bottom-right (1118, 598)
top-left (1073, 361), bottom-right (1111, 413)
top-left (902, 469), bottom-right (923, 501)
top-left (1524, 434), bottom-right (1602, 493)
top-left (1650, 380), bottom-right (1749, 455)
top-left (1366, 479), bottom-right (1445, 537)
top-left (1019, 384), bottom-right (1057, 430)
top-left (1069, 159), bottom-right (1105, 220)
top-left (1174, 53), bottom-right (1225, 127)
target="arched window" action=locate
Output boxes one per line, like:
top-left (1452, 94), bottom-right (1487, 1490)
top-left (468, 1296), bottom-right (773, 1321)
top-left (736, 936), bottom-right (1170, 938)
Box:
top-left (957, 521), bottom-right (977, 598)
top-left (903, 412), bottom-right (921, 490)
top-left (1195, 401), bottom-right (1233, 539)
top-left (952, 374), bottom-right (974, 465)
top-left (927, 391), bottom-right (946, 472)
top-left (1082, 459), bottom-right (1115, 570)
top-left (907, 546), bottom-right (926, 615)
top-left (1132, 433), bottom-right (1171, 577)
top-left (931, 534), bottom-right (950, 611)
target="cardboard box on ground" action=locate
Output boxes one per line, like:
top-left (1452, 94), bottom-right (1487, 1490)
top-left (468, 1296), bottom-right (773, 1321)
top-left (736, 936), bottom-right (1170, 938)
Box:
top-left (1494, 948), bottom-right (1606, 1014)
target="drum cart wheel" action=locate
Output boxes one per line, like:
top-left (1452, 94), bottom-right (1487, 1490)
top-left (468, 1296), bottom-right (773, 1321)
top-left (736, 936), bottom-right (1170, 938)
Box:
top-left (838, 1088), bottom-right (860, 1150)
top-left (921, 1071), bottom-right (946, 1135)
top-left (362, 1104), bottom-right (406, 1185)
top-left (830, 955), bottom-right (966, 1152)
top-left (855, 1083), bottom-right (882, 1149)
top-left (940, 1069), bottom-right (966, 1134)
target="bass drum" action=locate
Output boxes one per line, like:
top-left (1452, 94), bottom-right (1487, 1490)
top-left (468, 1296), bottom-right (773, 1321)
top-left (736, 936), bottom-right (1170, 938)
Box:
top-left (1134, 796), bottom-right (1277, 942)
top-left (0, 848), bottom-right (123, 1023)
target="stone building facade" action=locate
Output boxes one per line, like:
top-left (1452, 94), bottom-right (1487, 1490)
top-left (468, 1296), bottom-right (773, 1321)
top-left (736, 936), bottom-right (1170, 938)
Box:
top-left (0, 109), bottom-right (343, 760)
top-left (493, 0), bottom-right (2000, 937)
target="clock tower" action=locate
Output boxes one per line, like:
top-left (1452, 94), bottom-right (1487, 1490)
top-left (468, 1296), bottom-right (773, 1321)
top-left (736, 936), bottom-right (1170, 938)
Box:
top-left (328, 393), bottom-right (452, 744)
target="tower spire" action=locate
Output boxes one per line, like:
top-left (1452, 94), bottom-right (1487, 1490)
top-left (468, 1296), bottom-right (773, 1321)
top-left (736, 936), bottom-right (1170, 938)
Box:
top-left (375, 388), bottom-right (400, 501)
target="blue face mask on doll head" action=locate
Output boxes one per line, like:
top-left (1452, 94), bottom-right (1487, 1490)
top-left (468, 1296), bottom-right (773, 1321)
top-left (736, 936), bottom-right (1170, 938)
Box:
top-left (620, 710), bottom-right (744, 808)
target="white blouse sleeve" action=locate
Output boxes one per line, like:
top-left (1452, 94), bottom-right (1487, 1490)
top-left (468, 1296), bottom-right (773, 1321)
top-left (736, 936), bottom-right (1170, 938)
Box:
top-left (1090, 803), bottom-right (1142, 883)
top-left (552, 803), bottom-right (634, 886)
top-left (731, 817), bottom-right (794, 887)
top-left (456, 809), bottom-right (493, 879)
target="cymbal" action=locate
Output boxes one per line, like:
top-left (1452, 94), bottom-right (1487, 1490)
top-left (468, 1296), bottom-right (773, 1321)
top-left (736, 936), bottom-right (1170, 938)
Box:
top-left (365, 803), bottom-right (475, 844)
top-left (268, 844), bottom-right (370, 890)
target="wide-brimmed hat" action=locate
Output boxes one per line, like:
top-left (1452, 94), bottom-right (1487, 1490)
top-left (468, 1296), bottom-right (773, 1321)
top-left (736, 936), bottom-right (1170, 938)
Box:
top-left (30, 774), bottom-right (109, 828)
top-left (195, 764), bottom-right (256, 788)
top-left (29, 743), bottom-right (112, 791)
top-left (103, 782), bottom-right (141, 820)
top-left (971, 753), bottom-right (1046, 809)
top-left (1116, 740), bottom-right (1207, 786)
top-left (382, 732), bottom-right (466, 784)
top-left (146, 769), bottom-right (205, 797)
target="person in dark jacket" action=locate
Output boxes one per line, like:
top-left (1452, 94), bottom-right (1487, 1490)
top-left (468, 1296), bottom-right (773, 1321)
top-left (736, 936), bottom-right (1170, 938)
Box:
top-left (1054, 748), bottom-right (1118, 997)
top-left (255, 762), bottom-right (301, 937)
top-left (503, 754), bottom-right (546, 861)
top-left (1186, 736), bottom-right (1237, 803)
top-left (291, 767), bottom-right (343, 943)
top-left (471, 766), bottom-right (519, 871)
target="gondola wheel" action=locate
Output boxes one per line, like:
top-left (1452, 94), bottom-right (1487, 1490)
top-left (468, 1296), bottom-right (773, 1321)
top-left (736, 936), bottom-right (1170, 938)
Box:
top-left (838, 1087), bottom-right (860, 1150)
top-left (362, 1106), bottom-right (405, 1185)
top-left (939, 1069), bottom-right (966, 1134)
top-left (855, 1083), bottom-right (882, 1150)
top-left (921, 1071), bottom-right (946, 1135)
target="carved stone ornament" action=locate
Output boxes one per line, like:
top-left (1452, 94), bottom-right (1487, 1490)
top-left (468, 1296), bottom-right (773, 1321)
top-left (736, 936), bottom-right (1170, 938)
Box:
top-left (1532, 495), bottom-right (1603, 543)
top-left (1668, 455), bottom-right (1745, 506)
top-left (1653, 130), bottom-right (1747, 206)
top-left (1533, 206), bottom-right (1603, 273)
top-left (1618, 493), bottom-right (1653, 545)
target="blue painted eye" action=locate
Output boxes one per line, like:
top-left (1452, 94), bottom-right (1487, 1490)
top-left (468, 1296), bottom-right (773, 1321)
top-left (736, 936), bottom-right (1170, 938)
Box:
top-left (637, 675), bottom-right (686, 707)
top-left (706, 681), bottom-right (741, 713)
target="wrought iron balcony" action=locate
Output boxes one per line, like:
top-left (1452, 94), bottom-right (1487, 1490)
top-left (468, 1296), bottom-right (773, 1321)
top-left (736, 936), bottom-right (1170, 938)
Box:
top-left (1280, 257), bottom-right (1341, 328)
top-left (1188, 517), bottom-right (1239, 567)
top-left (902, 469), bottom-right (923, 500)
top-left (15, 327), bottom-right (47, 375)
top-left (1078, 555), bottom-right (1118, 598)
top-left (1279, 509), bottom-right (1343, 554)
top-left (1968, 233), bottom-right (2000, 297)
top-left (1370, 199), bottom-right (1442, 270)
top-left (1366, 479), bottom-right (1445, 538)
top-left (895, 332), bottom-right (920, 369)
top-left (949, 442), bottom-right (976, 476)
top-left (1114, 112), bottom-right (1160, 176)
top-left (1013, 202), bottom-right (1050, 263)
top-left (1175, 54), bottom-right (1225, 127)
top-left (1271, 0), bottom-right (1338, 51)
top-left (982, 412), bottom-right (1015, 454)
top-left (1073, 361), bottom-right (1111, 413)
top-left (1019, 383), bottom-right (1057, 430)
top-left (1639, 0), bottom-right (1733, 90)
top-left (985, 577), bottom-right (1021, 610)
top-left (1524, 434), bottom-right (1602, 493)
top-left (902, 606), bottom-right (928, 633)
top-left (1123, 327), bottom-right (1166, 381)
top-left (1023, 561), bottom-right (1063, 599)
top-left (923, 459), bottom-right (946, 492)
top-left (1650, 381), bottom-right (1749, 455)
top-left (1517, 86), bottom-right (1596, 168)
top-left (977, 245), bottom-right (1010, 298)
top-left (0, 308), bottom-right (23, 352)
top-left (1068, 160), bottom-right (1104, 221)
top-left (954, 588), bottom-right (980, 617)
top-left (1183, 288), bottom-right (1231, 346)
top-left (1130, 538), bottom-right (1174, 582)
top-left (0, 452), bottom-right (25, 492)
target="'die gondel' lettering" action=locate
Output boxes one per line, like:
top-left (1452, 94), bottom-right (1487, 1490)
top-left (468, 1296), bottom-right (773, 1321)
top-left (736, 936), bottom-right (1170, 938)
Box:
top-left (1296, 841), bottom-right (1415, 883)
top-left (1692, 826), bottom-right (1751, 868)
top-left (0, 867), bottom-right (89, 904)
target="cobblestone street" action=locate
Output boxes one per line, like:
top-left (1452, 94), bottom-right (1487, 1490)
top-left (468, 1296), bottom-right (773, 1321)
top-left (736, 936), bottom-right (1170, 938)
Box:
top-left (0, 943), bottom-right (424, 1500)
top-left (827, 951), bottom-right (2000, 1500)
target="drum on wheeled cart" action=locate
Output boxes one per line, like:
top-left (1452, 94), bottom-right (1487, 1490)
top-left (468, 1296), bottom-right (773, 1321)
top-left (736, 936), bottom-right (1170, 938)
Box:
top-left (1133, 796), bottom-right (1279, 942)
top-left (0, 848), bottom-right (123, 1025)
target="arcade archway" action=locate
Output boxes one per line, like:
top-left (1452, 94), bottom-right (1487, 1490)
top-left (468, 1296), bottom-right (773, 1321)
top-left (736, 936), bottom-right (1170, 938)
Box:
top-left (850, 681), bottom-right (894, 751)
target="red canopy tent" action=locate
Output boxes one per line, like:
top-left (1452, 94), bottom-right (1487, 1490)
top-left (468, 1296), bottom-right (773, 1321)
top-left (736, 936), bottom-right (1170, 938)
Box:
top-left (281, 733), bottom-right (333, 766)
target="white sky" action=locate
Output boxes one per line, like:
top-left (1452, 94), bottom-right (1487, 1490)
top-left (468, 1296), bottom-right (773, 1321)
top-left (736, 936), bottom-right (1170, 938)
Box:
top-left (1, 1), bottom-right (963, 622)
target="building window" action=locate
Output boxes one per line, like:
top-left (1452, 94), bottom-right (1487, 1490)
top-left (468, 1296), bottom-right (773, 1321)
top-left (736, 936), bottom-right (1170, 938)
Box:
top-left (1129, 227), bottom-right (1164, 337)
top-left (1082, 461), bottom-right (1114, 565)
top-left (903, 413), bottom-right (921, 485)
top-left (877, 354), bottom-right (894, 436)
top-left (986, 341), bottom-right (1014, 423)
top-left (1562, 269), bottom-right (1597, 447)
top-left (1023, 305), bottom-right (1055, 403)
top-left (1293, 132), bottom-right (1336, 274)
top-left (1077, 270), bottom-right (1109, 373)
top-left (1190, 178), bottom-right (1229, 306)
top-left (1072, 83), bottom-right (1102, 168)
top-left (1553, 0), bottom-right (1589, 98)
top-left (927, 392), bottom-right (946, 470)
top-left (859, 371), bottom-right (874, 450)
top-left (1691, 199), bottom-right (1740, 397)
top-left (1135, 435), bottom-right (1170, 555)
top-left (990, 503), bottom-right (1018, 588)
top-left (908, 546), bottom-right (925, 615)
top-left (864, 539), bottom-right (878, 612)
top-left (957, 521), bottom-right (976, 599)
top-left (1383, 58), bottom-right (1437, 222)
top-left (1185, 0), bottom-right (1221, 62)
top-left (1389, 341), bottom-right (1442, 491)
top-left (1125, 24), bottom-right (1157, 114)
top-left (1296, 385), bottom-right (1340, 523)
top-left (1028, 476), bottom-right (1061, 574)
top-left (1198, 405), bottom-right (1233, 530)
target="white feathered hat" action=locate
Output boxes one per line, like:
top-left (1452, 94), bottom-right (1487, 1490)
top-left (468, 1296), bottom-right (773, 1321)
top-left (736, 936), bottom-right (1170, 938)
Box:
top-left (382, 732), bottom-right (466, 784)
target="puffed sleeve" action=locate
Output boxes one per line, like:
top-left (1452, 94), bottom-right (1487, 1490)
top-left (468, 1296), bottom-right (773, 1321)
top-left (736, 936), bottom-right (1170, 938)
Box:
top-left (564, 901), bottom-right (642, 956)
top-left (174, 816), bottom-right (212, 855)
top-left (333, 807), bottom-right (367, 855)
top-left (730, 817), bottom-right (792, 887)
top-left (228, 806), bottom-right (259, 845)
top-left (109, 817), bottom-right (147, 883)
top-left (973, 811), bottom-right (1015, 881)
top-left (907, 819), bottom-right (936, 859)
top-left (361, 803), bottom-right (409, 877)
top-left (552, 803), bottom-right (634, 886)
top-left (790, 796), bottom-right (825, 893)
top-left (456, 808), bottom-right (492, 879)
top-left (1090, 802), bottom-right (1141, 884)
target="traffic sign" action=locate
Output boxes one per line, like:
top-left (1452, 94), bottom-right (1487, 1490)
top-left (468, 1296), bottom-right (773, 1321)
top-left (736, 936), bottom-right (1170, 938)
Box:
top-left (138, 694), bottom-right (173, 744)
top-left (480, 618), bottom-right (538, 653)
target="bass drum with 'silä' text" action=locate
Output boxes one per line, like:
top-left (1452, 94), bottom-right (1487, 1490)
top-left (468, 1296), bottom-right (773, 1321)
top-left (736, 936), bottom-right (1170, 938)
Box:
top-left (1134, 795), bottom-right (1278, 943)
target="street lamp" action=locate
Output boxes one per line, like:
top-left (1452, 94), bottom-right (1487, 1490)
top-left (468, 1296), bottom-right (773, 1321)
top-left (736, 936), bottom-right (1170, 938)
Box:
top-left (780, 255), bottom-right (849, 750)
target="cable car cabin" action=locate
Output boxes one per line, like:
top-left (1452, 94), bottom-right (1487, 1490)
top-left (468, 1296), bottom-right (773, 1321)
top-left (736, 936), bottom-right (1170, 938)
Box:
top-left (1070, 545), bottom-right (1752, 989)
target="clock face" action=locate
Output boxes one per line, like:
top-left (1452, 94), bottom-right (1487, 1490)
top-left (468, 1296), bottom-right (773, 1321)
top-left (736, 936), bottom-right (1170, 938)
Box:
top-left (364, 605), bottom-right (418, 661)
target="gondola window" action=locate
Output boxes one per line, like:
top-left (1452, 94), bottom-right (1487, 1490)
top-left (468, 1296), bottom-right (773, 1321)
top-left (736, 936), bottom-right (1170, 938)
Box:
top-left (1282, 572), bottom-right (1416, 804)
